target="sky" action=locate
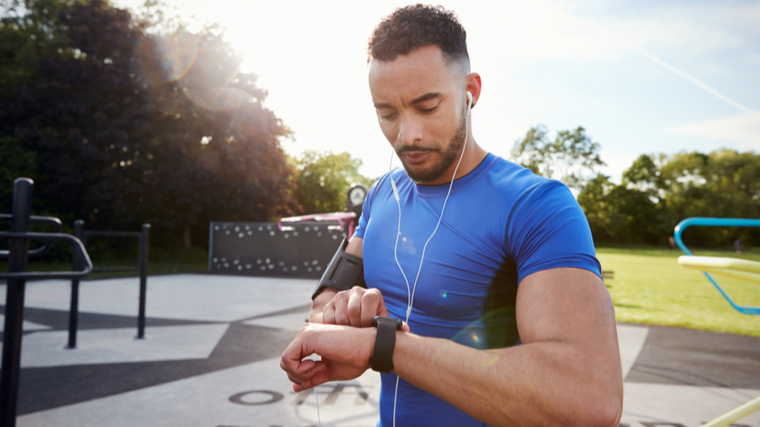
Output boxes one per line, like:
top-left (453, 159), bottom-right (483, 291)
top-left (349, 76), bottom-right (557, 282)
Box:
top-left (116, 0), bottom-right (760, 182)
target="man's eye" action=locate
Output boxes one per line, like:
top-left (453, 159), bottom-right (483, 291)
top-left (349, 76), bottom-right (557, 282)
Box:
top-left (380, 112), bottom-right (397, 120)
top-left (419, 106), bottom-right (438, 113)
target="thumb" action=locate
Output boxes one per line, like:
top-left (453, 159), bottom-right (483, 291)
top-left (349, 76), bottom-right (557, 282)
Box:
top-left (401, 322), bottom-right (411, 333)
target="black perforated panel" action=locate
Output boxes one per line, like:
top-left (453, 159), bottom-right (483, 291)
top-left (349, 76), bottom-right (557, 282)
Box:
top-left (209, 221), bottom-right (347, 278)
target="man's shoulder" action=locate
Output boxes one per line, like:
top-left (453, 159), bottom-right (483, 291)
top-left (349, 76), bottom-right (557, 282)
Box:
top-left (480, 154), bottom-right (562, 201)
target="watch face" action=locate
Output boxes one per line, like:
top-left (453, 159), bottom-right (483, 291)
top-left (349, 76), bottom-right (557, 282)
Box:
top-left (349, 187), bottom-right (367, 206)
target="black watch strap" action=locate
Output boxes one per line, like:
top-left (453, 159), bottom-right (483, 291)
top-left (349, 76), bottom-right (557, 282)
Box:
top-left (370, 316), bottom-right (402, 374)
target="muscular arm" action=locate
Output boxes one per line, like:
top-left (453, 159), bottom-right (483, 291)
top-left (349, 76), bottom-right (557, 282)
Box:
top-left (391, 267), bottom-right (623, 426)
top-left (284, 267), bottom-right (623, 427)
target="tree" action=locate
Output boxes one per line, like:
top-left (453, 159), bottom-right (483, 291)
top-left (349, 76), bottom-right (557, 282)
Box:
top-left (0, 0), bottom-right (298, 250)
top-left (578, 150), bottom-right (760, 247)
top-left (578, 174), bottom-right (667, 245)
top-left (512, 125), bottom-right (605, 189)
top-left (293, 151), bottom-right (374, 215)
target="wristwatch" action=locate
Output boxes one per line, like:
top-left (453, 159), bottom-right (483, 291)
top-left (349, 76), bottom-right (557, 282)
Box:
top-left (370, 316), bottom-right (403, 373)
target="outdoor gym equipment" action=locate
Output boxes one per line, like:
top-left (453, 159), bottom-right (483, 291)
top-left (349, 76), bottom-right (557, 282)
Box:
top-left (67, 220), bottom-right (151, 348)
top-left (0, 178), bottom-right (93, 427)
top-left (674, 217), bottom-right (760, 315)
top-left (674, 217), bottom-right (760, 427)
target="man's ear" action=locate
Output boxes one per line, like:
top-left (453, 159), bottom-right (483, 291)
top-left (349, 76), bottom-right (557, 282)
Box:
top-left (465, 73), bottom-right (482, 109)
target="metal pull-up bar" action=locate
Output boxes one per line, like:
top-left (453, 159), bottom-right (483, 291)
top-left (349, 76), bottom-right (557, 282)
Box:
top-left (0, 178), bottom-right (93, 427)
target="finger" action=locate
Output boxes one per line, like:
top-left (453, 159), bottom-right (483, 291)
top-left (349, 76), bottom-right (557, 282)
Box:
top-left (346, 290), bottom-right (363, 327)
top-left (322, 301), bottom-right (336, 325)
top-left (287, 361), bottom-right (325, 384)
top-left (333, 292), bottom-right (350, 325)
top-left (293, 368), bottom-right (331, 392)
top-left (401, 322), bottom-right (411, 333)
top-left (361, 289), bottom-right (387, 327)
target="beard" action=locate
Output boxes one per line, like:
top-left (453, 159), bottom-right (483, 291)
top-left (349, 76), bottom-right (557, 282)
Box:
top-left (397, 107), bottom-right (467, 184)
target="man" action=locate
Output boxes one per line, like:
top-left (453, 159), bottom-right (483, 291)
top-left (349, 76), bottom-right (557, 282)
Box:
top-left (281, 5), bottom-right (623, 426)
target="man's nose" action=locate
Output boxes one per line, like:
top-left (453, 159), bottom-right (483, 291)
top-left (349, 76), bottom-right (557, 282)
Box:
top-left (397, 115), bottom-right (424, 147)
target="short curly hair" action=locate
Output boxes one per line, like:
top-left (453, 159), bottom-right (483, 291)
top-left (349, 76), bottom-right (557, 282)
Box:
top-left (367, 4), bottom-right (469, 71)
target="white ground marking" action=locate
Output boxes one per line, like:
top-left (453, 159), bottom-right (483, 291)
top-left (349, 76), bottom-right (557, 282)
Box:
top-left (18, 357), bottom-right (383, 427)
top-left (617, 324), bottom-right (649, 379)
top-left (17, 324), bottom-right (229, 368)
top-left (243, 311), bottom-right (311, 331)
top-left (0, 274), bottom-right (315, 323)
top-left (0, 315), bottom-right (51, 333)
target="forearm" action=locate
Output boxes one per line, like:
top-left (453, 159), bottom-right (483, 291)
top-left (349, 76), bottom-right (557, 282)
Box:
top-left (392, 333), bottom-right (622, 427)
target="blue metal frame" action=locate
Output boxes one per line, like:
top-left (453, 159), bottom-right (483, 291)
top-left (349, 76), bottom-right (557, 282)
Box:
top-left (674, 217), bottom-right (760, 315)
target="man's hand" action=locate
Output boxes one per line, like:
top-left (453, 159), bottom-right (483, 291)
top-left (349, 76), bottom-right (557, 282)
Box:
top-left (280, 323), bottom-right (375, 392)
top-left (322, 287), bottom-right (388, 327)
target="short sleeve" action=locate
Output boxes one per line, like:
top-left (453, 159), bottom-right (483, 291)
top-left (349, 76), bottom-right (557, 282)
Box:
top-left (506, 180), bottom-right (601, 283)
top-left (353, 180), bottom-right (377, 239)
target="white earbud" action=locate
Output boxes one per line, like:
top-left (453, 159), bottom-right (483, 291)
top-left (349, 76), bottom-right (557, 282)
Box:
top-left (467, 90), bottom-right (473, 109)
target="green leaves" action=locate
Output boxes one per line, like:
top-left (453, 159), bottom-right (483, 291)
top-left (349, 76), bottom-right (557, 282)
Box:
top-left (578, 150), bottom-right (760, 246)
top-left (292, 151), bottom-right (374, 215)
top-left (512, 124), bottom-right (605, 189)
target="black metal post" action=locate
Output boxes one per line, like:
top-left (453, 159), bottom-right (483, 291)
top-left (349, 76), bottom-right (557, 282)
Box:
top-left (0, 178), bottom-right (33, 427)
top-left (136, 223), bottom-right (150, 339)
top-left (66, 220), bottom-right (84, 349)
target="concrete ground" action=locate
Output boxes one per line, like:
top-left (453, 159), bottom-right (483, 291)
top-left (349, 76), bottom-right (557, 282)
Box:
top-left (1, 274), bottom-right (758, 427)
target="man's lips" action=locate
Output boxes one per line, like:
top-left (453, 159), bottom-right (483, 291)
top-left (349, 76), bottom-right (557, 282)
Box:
top-left (401, 151), bottom-right (433, 165)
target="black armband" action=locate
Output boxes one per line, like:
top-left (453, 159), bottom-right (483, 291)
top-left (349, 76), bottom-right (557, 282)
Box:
top-left (311, 238), bottom-right (366, 300)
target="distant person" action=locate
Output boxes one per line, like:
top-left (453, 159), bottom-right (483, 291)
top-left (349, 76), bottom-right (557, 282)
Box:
top-left (280, 5), bottom-right (623, 426)
top-left (668, 235), bottom-right (676, 251)
top-left (735, 238), bottom-right (744, 255)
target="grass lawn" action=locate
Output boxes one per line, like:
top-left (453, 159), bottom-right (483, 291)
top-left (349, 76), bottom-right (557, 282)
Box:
top-left (2, 247), bottom-right (209, 280)
top-left (598, 246), bottom-right (760, 337)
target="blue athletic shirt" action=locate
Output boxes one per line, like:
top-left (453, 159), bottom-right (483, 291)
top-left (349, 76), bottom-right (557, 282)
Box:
top-left (353, 153), bottom-right (601, 427)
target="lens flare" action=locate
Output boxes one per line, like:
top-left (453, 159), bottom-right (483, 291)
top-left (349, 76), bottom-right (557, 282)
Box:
top-left (182, 85), bottom-right (252, 111)
top-left (158, 31), bottom-right (198, 82)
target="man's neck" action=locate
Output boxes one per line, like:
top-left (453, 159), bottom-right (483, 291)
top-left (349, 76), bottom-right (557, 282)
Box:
top-left (416, 141), bottom-right (488, 186)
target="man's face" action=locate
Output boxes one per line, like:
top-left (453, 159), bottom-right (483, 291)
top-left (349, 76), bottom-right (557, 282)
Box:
top-left (368, 45), bottom-right (467, 185)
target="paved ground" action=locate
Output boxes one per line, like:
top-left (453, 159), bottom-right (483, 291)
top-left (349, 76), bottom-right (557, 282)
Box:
top-left (1, 274), bottom-right (759, 427)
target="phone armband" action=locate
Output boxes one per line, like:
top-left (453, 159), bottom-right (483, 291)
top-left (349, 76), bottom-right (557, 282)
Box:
top-left (311, 238), bottom-right (366, 300)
